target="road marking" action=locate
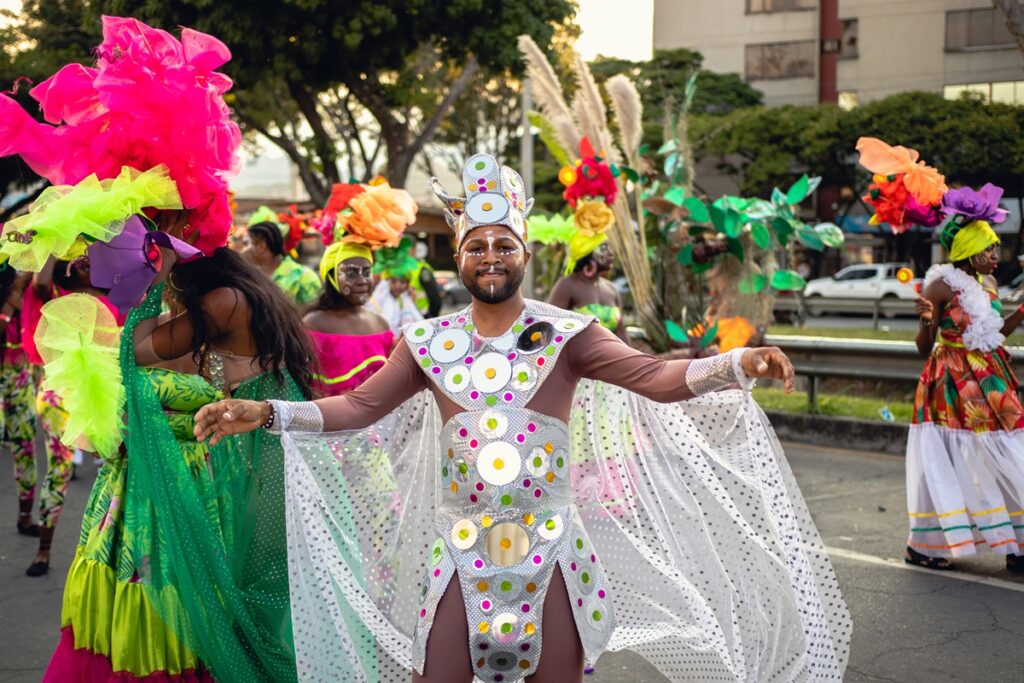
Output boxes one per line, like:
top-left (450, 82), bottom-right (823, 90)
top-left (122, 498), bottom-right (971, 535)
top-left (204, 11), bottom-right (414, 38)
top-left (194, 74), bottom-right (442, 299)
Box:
top-left (826, 545), bottom-right (1024, 593)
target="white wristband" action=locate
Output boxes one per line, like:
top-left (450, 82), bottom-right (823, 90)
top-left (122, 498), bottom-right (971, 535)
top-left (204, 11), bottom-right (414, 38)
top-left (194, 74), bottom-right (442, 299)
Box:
top-left (265, 400), bottom-right (324, 434)
top-left (685, 348), bottom-right (753, 395)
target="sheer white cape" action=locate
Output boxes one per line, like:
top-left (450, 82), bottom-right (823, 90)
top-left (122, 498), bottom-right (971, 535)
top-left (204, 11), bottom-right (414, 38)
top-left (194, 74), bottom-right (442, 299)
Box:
top-left (282, 382), bottom-right (851, 682)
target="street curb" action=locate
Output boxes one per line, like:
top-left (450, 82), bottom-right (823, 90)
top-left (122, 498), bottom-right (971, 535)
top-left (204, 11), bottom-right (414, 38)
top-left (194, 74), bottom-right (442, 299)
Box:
top-left (764, 410), bottom-right (908, 456)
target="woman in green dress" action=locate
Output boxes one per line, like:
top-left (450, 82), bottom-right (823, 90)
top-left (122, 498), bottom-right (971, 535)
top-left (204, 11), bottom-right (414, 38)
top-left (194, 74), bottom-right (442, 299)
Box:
top-left (45, 245), bottom-right (317, 682)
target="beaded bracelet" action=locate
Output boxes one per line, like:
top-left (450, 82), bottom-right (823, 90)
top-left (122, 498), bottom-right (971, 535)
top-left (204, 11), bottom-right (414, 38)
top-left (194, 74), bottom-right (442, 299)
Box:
top-left (261, 401), bottom-right (276, 431)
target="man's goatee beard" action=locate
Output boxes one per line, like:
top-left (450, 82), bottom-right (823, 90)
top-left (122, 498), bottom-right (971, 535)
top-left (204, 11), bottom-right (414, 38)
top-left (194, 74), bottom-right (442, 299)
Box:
top-left (464, 269), bottom-right (525, 304)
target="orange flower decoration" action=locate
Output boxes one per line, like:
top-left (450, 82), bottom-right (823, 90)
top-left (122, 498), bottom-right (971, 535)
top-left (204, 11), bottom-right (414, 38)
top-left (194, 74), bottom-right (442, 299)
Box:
top-left (334, 182), bottom-right (418, 248)
top-left (856, 137), bottom-right (948, 206)
top-left (716, 316), bottom-right (756, 352)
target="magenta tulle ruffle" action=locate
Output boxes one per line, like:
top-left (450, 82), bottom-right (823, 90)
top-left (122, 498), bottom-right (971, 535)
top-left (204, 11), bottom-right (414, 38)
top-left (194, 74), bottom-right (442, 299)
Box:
top-left (43, 627), bottom-right (215, 683)
top-left (0, 16), bottom-right (240, 254)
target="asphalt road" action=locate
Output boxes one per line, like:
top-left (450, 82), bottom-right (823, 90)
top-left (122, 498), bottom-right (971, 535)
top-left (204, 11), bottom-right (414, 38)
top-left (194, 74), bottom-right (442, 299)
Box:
top-left (2, 442), bottom-right (1023, 682)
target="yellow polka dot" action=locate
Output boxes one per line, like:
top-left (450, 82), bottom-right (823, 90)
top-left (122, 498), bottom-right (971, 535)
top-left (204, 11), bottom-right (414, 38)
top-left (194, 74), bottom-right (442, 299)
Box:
top-left (467, 185), bottom-right (476, 193)
top-left (546, 472), bottom-right (555, 483)
top-left (531, 331), bottom-right (542, 342)
top-left (487, 180), bottom-right (497, 189)
top-left (523, 513), bottom-right (535, 525)
top-left (444, 340), bottom-right (455, 350)
top-left (519, 660), bottom-right (531, 670)
top-left (544, 442), bottom-right (554, 454)
top-left (459, 529), bottom-right (470, 540)
top-left (481, 515), bottom-right (493, 528)
top-left (493, 458), bottom-right (505, 470)
top-left (525, 582), bottom-right (537, 593)
top-left (448, 449), bottom-right (454, 459)
top-left (487, 418), bottom-right (498, 429)
top-left (450, 482), bottom-right (458, 493)
top-left (524, 623), bottom-right (536, 635)
top-left (453, 201), bottom-right (464, 209)
top-left (477, 580), bottom-right (489, 592)
top-left (477, 657), bottom-right (486, 668)
top-left (500, 537), bottom-right (512, 550)
top-left (485, 368), bottom-right (497, 379)
top-left (479, 622), bottom-right (490, 633)
top-left (482, 202), bottom-right (493, 211)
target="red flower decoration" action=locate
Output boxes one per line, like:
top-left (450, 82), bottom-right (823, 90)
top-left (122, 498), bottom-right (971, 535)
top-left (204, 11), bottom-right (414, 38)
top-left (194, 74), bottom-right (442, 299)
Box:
top-left (562, 137), bottom-right (618, 208)
top-left (863, 174), bottom-right (910, 233)
top-left (325, 183), bottom-right (365, 216)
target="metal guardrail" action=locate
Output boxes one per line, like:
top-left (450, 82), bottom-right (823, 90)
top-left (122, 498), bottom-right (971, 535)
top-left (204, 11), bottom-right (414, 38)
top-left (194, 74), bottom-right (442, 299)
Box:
top-left (766, 334), bottom-right (1024, 407)
top-left (774, 296), bottom-right (1019, 329)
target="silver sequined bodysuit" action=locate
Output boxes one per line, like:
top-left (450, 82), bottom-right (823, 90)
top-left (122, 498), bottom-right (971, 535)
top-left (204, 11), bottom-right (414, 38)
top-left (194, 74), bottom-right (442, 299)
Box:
top-left (406, 301), bottom-right (614, 682)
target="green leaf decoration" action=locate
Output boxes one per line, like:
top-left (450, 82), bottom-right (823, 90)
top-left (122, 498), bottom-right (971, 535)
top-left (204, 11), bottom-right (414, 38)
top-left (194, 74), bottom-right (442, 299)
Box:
top-left (527, 111), bottom-right (571, 168)
top-left (813, 222), bottom-right (845, 248)
top-left (771, 216), bottom-right (795, 246)
top-left (621, 166), bottom-right (640, 182)
top-left (796, 226), bottom-right (825, 251)
top-left (676, 243), bottom-right (694, 266)
top-left (665, 319), bottom-right (688, 343)
top-left (722, 209), bottom-right (742, 238)
top-left (785, 174), bottom-right (810, 206)
top-left (770, 269), bottom-right (807, 291)
top-left (638, 143), bottom-right (650, 155)
top-left (806, 176), bottom-right (823, 197)
top-left (683, 72), bottom-right (699, 112)
top-left (739, 272), bottom-right (768, 294)
top-left (751, 222), bottom-right (771, 249)
top-left (692, 260), bottom-right (715, 274)
top-left (664, 153), bottom-right (679, 176)
top-left (689, 225), bottom-right (708, 237)
top-left (725, 237), bottom-right (745, 262)
top-left (664, 186), bottom-right (686, 206)
top-left (708, 204), bottom-right (726, 233)
top-left (698, 321), bottom-right (719, 349)
top-left (771, 187), bottom-right (787, 207)
top-left (683, 197), bottom-right (709, 222)
top-left (657, 140), bottom-right (678, 155)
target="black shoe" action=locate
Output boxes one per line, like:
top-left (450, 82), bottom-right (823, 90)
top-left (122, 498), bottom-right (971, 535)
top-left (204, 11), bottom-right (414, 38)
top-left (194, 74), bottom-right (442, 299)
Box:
top-left (16, 520), bottom-right (40, 537)
top-left (25, 559), bottom-right (49, 577)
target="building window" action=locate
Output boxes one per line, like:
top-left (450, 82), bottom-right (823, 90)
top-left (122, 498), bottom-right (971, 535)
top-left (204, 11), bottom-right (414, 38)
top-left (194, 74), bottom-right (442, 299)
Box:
top-left (747, 0), bottom-right (815, 13)
top-left (946, 8), bottom-right (1015, 50)
top-left (745, 41), bottom-right (816, 80)
top-left (840, 19), bottom-right (858, 58)
top-left (838, 91), bottom-right (858, 110)
top-left (944, 81), bottom-right (1024, 104)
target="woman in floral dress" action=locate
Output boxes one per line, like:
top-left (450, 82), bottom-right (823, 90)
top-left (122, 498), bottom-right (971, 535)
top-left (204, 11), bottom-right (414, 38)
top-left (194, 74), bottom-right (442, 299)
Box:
top-left (908, 207), bottom-right (1024, 571)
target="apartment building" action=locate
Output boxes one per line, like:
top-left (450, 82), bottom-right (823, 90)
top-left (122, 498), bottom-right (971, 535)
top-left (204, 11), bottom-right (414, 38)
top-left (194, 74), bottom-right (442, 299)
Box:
top-left (653, 0), bottom-right (1024, 107)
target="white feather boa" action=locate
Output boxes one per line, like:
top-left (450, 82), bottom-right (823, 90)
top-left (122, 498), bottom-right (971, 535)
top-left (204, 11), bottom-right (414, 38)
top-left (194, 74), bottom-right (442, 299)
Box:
top-left (924, 263), bottom-right (1004, 352)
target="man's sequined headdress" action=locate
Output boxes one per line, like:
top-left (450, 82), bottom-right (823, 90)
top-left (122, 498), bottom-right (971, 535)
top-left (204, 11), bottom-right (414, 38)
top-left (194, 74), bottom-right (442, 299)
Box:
top-left (430, 153), bottom-right (534, 246)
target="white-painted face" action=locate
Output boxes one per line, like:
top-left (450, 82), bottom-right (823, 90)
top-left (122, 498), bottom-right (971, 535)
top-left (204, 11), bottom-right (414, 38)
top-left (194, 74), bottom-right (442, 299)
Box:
top-left (457, 225), bottom-right (529, 304)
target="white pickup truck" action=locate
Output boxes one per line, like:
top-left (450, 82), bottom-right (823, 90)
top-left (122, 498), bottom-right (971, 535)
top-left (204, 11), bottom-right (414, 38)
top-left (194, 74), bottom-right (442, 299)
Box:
top-left (802, 263), bottom-right (920, 314)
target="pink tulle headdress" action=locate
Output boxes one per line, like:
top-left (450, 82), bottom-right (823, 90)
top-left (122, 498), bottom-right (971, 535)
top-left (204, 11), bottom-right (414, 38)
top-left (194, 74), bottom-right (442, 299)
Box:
top-left (0, 16), bottom-right (241, 255)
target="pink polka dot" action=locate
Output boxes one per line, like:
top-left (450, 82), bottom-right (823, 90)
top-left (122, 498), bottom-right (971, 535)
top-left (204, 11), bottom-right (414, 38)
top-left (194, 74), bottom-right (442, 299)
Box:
top-left (525, 318), bottom-right (535, 324)
top-left (441, 320), bottom-right (451, 327)
top-left (522, 479), bottom-right (531, 488)
top-left (470, 390), bottom-right (480, 399)
top-left (470, 439), bottom-right (479, 449)
top-left (515, 433), bottom-right (525, 443)
top-left (458, 317), bottom-right (467, 324)
top-left (504, 392), bottom-right (514, 402)
top-left (571, 562), bottom-right (577, 572)
top-left (465, 356), bottom-right (475, 365)
top-left (476, 482), bottom-right (485, 492)
top-left (431, 366), bottom-right (441, 375)
top-left (555, 335), bottom-right (564, 343)
top-left (469, 494), bottom-right (478, 503)
top-left (526, 423), bottom-right (536, 433)
top-left (474, 559), bottom-right (484, 569)
top-left (521, 603), bottom-right (531, 613)
top-left (533, 489), bottom-right (542, 498)
top-left (433, 568), bottom-right (441, 577)
top-left (420, 609), bottom-right (427, 618)
top-left (482, 600), bottom-right (492, 610)
top-left (508, 352), bottom-right (518, 361)
top-left (598, 590), bottom-right (606, 599)
top-left (459, 428), bottom-right (469, 438)
top-left (537, 357), bottom-right (546, 367)
top-left (532, 555), bottom-right (542, 565)
top-left (591, 554), bottom-right (596, 563)
top-left (418, 347), bottom-right (428, 356)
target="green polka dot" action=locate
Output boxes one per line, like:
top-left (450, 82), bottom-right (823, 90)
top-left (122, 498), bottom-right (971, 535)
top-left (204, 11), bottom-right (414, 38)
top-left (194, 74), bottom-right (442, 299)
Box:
top-left (475, 160), bottom-right (486, 170)
top-left (532, 456), bottom-right (543, 467)
top-left (501, 494), bottom-right (513, 506)
top-left (420, 357), bottom-right (432, 368)
top-left (414, 327), bottom-right (425, 336)
top-left (575, 538), bottom-right (584, 551)
top-left (442, 466), bottom-right (449, 477)
top-left (545, 346), bottom-right (556, 356)
top-left (486, 396), bottom-right (498, 407)
top-left (581, 572), bottom-right (591, 584)
top-left (458, 463), bottom-right (469, 475)
top-left (453, 374), bottom-right (464, 384)
top-left (592, 610), bottom-right (602, 622)
top-left (517, 371), bottom-right (529, 382)
top-left (465, 323), bottom-right (475, 331)
top-left (501, 623), bottom-right (513, 634)
top-left (501, 580), bottom-right (513, 592)
top-left (513, 323), bottom-right (524, 333)
top-left (556, 457), bottom-right (565, 468)
top-left (545, 519), bottom-right (557, 530)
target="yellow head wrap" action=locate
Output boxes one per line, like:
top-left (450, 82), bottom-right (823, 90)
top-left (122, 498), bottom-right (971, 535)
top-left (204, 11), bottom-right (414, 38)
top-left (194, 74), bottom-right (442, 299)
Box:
top-left (949, 220), bottom-right (1000, 262)
top-left (565, 232), bottom-right (608, 275)
top-left (320, 242), bottom-right (374, 290)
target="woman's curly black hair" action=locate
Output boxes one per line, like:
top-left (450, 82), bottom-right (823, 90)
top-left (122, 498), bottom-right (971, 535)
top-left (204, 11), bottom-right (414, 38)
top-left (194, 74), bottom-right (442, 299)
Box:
top-left (247, 221), bottom-right (286, 256)
top-left (170, 247), bottom-right (315, 398)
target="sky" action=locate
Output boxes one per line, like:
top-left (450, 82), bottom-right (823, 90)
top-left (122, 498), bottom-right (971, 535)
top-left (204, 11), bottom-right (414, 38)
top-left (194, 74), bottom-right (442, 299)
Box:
top-left (575, 0), bottom-right (654, 62)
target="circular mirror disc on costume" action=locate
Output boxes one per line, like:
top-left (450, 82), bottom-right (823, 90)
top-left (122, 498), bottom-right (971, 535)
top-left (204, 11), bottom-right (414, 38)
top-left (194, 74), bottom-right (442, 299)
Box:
top-left (471, 352), bottom-right (512, 393)
top-left (476, 441), bottom-right (521, 486)
top-left (486, 522), bottom-right (530, 567)
top-left (430, 329), bottom-right (471, 363)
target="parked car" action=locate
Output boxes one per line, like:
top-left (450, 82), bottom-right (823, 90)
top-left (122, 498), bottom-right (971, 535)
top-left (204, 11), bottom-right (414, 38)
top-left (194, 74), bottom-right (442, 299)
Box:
top-left (435, 270), bottom-right (473, 309)
top-left (802, 263), bottom-right (921, 317)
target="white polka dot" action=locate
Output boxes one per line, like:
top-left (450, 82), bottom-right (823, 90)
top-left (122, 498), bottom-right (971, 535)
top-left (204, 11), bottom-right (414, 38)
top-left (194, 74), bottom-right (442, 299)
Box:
top-left (476, 441), bottom-right (521, 486)
top-left (470, 352), bottom-right (512, 393)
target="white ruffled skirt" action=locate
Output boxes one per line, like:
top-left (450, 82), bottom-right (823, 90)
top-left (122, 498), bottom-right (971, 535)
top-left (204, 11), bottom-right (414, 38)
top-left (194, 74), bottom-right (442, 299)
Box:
top-left (906, 423), bottom-right (1024, 557)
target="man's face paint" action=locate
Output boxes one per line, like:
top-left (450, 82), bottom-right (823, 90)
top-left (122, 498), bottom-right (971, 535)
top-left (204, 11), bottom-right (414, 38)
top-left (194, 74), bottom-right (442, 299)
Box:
top-left (457, 225), bottom-right (527, 304)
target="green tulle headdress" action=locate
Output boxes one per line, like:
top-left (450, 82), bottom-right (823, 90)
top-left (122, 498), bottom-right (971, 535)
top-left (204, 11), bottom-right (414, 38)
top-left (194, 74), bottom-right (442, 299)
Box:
top-left (0, 165), bottom-right (182, 271)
